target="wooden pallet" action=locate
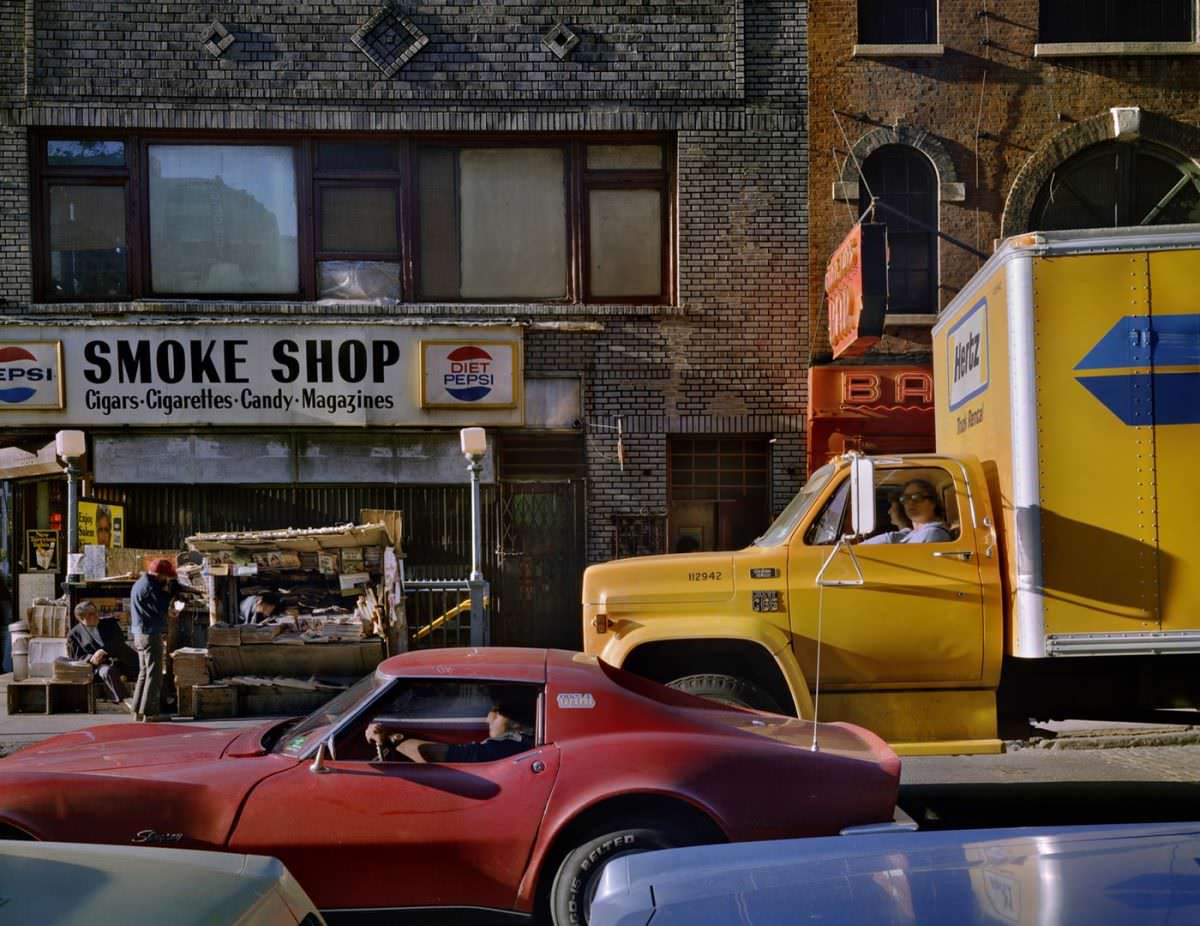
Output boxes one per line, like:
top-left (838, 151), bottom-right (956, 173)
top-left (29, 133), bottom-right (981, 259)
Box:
top-left (7, 678), bottom-right (96, 715)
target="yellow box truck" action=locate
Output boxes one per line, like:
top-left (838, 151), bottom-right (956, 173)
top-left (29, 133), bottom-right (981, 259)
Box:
top-left (582, 226), bottom-right (1200, 755)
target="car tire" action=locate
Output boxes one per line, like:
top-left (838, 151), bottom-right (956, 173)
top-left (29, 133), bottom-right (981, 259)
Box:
top-left (668, 672), bottom-right (783, 713)
top-left (549, 824), bottom-right (682, 926)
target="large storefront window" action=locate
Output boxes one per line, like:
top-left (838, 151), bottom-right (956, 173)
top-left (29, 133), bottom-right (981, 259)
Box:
top-left (33, 132), bottom-right (674, 305)
top-left (148, 145), bottom-right (299, 295)
top-left (1031, 141), bottom-right (1200, 231)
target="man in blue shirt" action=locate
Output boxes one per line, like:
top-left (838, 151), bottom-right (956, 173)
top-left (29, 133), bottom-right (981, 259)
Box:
top-left (130, 558), bottom-right (177, 722)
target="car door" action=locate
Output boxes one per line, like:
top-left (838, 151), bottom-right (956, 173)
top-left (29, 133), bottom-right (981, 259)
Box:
top-left (228, 713), bottom-right (560, 913)
top-left (787, 463), bottom-right (986, 686)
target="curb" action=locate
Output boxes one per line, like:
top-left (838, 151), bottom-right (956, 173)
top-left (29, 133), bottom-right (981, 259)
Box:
top-left (1006, 726), bottom-right (1200, 751)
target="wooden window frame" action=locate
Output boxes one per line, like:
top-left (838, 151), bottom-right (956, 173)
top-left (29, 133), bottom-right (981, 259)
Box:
top-left (30, 130), bottom-right (675, 306)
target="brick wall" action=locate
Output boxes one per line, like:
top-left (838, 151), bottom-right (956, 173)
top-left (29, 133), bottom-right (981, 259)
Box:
top-left (1, 0), bottom-right (809, 567)
top-left (808, 0), bottom-right (1200, 360)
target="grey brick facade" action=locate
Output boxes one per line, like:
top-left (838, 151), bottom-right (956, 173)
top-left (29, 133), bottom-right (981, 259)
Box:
top-left (1, 1), bottom-right (808, 567)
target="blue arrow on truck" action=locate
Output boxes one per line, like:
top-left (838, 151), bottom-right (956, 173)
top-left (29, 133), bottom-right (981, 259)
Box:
top-left (1073, 314), bottom-right (1200, 425)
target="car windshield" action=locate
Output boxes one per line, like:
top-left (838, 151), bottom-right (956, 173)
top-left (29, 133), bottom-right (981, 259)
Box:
top-left (754, 462), bottom-right (838, 547)
top-left (273, 671), bottom-right (390, 757)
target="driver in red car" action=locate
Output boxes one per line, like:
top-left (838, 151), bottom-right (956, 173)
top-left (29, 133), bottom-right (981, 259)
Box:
top-left (365, 696), bottom-right (533, 763)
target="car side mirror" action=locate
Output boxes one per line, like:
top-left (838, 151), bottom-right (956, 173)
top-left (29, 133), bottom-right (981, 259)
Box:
top-left (848, 455), bottom-right (875, 538)
top-left (309, 738), bottom-right (333, 775)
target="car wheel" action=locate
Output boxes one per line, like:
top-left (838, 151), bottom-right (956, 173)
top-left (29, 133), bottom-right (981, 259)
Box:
top-left (668, 672), bottom-right (783, 712)
top-left (549, 824), bottom-right (682, 926)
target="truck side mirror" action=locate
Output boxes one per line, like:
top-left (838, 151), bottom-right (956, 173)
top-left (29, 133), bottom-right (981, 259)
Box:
top-left (848, 456), bottom-right (875, 538)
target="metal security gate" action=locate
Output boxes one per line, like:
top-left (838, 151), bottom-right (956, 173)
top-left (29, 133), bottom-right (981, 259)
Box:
top-left (493, 479), bottom-right (585, 650)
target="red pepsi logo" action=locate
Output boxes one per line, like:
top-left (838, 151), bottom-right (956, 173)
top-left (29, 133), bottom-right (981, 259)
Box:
top-left (0, 346), bottom-right (48, 404)
top-left (443, 346), bottom-right (494, 402)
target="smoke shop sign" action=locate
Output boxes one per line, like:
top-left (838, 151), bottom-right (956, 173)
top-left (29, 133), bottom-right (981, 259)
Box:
top-left (0, 324), bottom-right (523, 427)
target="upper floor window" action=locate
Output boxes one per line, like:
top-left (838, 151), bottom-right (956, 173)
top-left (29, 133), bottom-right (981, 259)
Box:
top-left (859, 145), bottom-right (938, 314)
top-left (1040, 0), bottom-right (1192, 43)
top-left (33, 132), bottom-right (674, 305)
top-left (858, 0), bottom-right (937, 44)
top-left (1030, 140), bottom-right (1200, 230)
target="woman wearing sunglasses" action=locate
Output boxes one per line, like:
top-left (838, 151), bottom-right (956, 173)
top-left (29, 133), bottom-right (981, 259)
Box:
top-left (862, 478), bottom-right (953, 545)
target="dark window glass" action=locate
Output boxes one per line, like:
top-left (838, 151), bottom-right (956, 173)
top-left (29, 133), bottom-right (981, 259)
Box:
top-left (48, 184), bottom-right (128, 297)
top-left (48, 139), bottom-right (125, 168)
top-left (319, 187), bottom-right (399, 253)
top-left (1031, 141), bottom-right (1200, 231)
top-left (1040, 0), bottom-right (1192, 43)
top-left (317, 142), bottom-right (398, 172)
top-left (858, 0), bottom-right (936, 44)
top-left (859, 146), bottom-right (937, 314)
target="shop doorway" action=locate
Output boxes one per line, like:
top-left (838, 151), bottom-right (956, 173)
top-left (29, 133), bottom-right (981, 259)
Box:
top-left (668, 435), bottom-right (770, 552)
top-left (494, 479), bottom-right (585, 650)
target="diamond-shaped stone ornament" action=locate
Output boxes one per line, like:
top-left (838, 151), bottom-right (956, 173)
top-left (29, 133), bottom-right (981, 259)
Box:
top-left (353, 6), bottom-right (429, 77)
top-left (542, 22), bottom-right (580, 60)
top-left (202, 21), bottom-right (236, 58)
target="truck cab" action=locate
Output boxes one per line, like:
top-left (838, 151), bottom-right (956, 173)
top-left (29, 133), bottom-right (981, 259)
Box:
top-left (583, 453), bottom-right (1005, 755)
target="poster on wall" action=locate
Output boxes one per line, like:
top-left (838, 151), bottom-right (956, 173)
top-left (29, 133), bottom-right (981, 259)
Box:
top-left (78, 500), bottom-right (124, 548)
top-left (26, 529), bottom-right (61, 572)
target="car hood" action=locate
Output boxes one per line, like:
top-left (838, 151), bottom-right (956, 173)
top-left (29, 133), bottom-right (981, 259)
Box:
top-left (3, 723), bottom-right (245, 773)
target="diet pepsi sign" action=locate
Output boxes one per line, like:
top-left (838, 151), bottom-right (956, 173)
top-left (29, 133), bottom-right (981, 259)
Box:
top-left (0, 341), bottom-right (63, 409)
top-left (422, 340), bottom-right (519, 410)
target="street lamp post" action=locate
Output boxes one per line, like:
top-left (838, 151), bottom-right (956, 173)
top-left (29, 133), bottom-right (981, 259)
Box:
top-left (55, 429), bottom-right (87, 582)
top-left (460, 427), bottom-right (489, 646)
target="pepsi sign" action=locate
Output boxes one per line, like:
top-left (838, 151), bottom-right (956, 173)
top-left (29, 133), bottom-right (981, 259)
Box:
top-left (0, 341), bottom-right (63, 409)
top-left (421, 340), bottom-right (519, 410)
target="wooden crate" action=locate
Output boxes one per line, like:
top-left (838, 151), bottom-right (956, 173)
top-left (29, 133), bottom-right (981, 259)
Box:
top-left (193, 684), bottom-right (238, 719)
top-left (7, 678), bottom-right (95, 715)
top-left (176, 684), bottom-right (195, 717)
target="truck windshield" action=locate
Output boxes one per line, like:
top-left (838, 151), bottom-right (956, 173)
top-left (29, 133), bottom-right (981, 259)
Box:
top-left (754, 462), bottom-right (838, 547)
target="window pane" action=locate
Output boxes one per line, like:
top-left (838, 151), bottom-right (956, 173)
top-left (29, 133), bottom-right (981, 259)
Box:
top-left (858, 0), bottom-right (936, 43)
top-left (148, 145), bottom-right (298, 294)
top-left (587, 145), bottom-right (664, 170)
top-left (1041, 0), bottom-right (1191, 42)
top-left (48, 139), bottom-right (126, 168)
top-left (317, 142), bottom-right (397, 172)
top-left (49, 185), bottom-right (127, 297)
top-left (417, 147), bottom-right (460, 299)
top-left (318, 261), bottom-right (400, 300)
top-left (589, 189), bottom-right (662, 298)
top-left (320, 187), bottom-right (398, 253)
top-left (458, 148), bottom-right (567, 299)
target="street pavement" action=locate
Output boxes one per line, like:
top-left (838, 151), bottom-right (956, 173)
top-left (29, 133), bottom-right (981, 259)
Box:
top-left (4, 672), bottom-right (1200, 831)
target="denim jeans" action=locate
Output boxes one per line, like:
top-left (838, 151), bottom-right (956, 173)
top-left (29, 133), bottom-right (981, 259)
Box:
top-left (131, 632), bottom-right (164, 718)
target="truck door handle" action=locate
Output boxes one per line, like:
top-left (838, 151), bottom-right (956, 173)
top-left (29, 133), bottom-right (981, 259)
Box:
top-left (933, 550), bottom-right (974, 561)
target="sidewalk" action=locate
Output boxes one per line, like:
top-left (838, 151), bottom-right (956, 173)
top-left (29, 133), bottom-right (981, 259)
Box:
top-left (0, 672), bottom-right (278, 757)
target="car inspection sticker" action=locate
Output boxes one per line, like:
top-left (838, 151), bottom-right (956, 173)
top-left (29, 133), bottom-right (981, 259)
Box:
top-left (556, 692), bottom-right (596, 709)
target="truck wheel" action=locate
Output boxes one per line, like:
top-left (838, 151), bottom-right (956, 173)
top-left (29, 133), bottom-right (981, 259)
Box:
top-left (549, 823), bottom-right (684, 926)
top-left (668, 673), bottom-right (783, 712)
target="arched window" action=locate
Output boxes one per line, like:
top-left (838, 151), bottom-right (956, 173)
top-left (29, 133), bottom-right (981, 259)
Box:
top-left (858, 0), bottom-right (936, 44)
top-left (859, 145), bottom-right (938, 314)
top-left (1031, 141), bottom-right (1200, 231)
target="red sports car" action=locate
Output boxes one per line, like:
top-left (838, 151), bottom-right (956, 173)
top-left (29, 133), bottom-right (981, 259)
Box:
top-left (0, 648), bottom-right (900, 925)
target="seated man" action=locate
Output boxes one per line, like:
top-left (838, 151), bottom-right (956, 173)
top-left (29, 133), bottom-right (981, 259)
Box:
top-left (67, 600), bottom-right (127, 705)
top-left (239, 591), bottom-right (281, 625)
top-left (365, 696), bottom-right (533, 763)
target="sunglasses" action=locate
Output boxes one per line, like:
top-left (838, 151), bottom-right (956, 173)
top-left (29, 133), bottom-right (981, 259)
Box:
top-left (898, 493), bottom-right (932, 504)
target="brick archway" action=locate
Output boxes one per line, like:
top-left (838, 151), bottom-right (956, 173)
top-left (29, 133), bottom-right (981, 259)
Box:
top-left (835, 126), bottom-right (965, 204)
top-left (1002, 108), bottom-right (1200, 236)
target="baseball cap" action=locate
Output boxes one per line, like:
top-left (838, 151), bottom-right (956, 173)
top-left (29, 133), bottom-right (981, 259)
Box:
top-left (148, 558), bottom-right (177, 578)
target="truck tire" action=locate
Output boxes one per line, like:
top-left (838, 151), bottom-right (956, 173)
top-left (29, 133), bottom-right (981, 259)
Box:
top-left (668, 673), bottom-right (783, 712)
top-left (549, 823), bottom-right (688, 926)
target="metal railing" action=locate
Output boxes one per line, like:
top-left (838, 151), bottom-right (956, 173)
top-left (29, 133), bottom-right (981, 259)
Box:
top-left (404, 578), bottom-right (490, 650)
